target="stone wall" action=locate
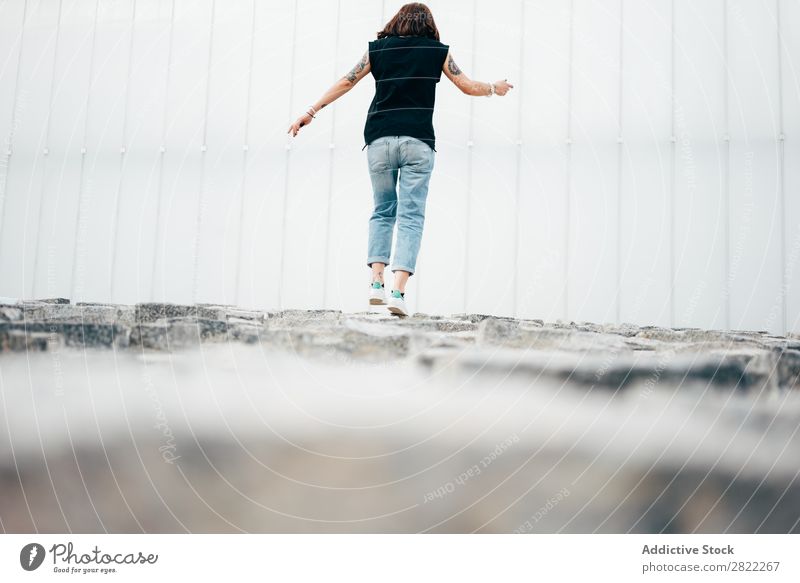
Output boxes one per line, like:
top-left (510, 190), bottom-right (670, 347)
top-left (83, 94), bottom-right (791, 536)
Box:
top-left (0, 300), bottom-right (798, 532)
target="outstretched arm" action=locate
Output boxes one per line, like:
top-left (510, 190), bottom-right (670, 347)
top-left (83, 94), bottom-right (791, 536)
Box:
top-left (442, 50), bottom-right (513, 96)
top-left (288, 51), bottom-right (371, 137)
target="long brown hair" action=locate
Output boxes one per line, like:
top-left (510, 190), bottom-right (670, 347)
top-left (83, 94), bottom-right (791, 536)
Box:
top-left (377, 3), bottom-right (440, 41)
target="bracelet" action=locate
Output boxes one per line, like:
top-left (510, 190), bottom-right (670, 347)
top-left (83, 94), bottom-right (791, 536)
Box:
top-left (486, 83), bottom-right (495, 97)
top-left (307, 105), bottom-right (317, 118)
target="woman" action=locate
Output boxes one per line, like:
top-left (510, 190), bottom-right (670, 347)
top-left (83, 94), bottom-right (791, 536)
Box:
top-left (288, 3), bottom-right (513, 316)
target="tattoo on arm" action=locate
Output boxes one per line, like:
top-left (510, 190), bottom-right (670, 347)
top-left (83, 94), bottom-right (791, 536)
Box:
top-left (447, 55), bottom-right (462, 76)
top-left (345, 51), bottom-right (369, 83)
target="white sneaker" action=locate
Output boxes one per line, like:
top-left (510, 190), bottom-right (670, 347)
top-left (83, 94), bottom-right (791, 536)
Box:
top-left (387, 289), bottom-right (408, 316)
top-left (369, 281), bottom-right (386, 305)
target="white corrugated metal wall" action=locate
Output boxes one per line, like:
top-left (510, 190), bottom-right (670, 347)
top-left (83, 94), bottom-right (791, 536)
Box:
top-left (0, 0), bottom-right (797, 333)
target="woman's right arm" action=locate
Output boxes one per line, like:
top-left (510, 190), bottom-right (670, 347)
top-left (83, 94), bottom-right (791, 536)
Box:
top-left (442, 50), bottom-right (513, 96)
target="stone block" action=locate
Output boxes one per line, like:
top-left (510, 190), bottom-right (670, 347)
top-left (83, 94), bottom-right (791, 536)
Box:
top-left (131, 322), bottom-right (202, 350)
top-left (134, 303), bottom-right (198, 323)
top-left (0, 330), bottom-right (63, 352)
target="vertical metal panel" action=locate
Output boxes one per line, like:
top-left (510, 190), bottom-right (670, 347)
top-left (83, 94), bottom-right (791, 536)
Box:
top-left (194, 0), bottom-right (250, 305)
top-left (33, 0), bottom-right (96, 300)
top-left (107, 0), bottom-right (144, 302)
top-left (414, 0), bottom-right (474, 315)
top-left (465, 0), bottom-right (521, 317)
top-left (779, 0), bottom-right (799, 334)
top-left (231, 0), bottom-right (256, 306)
top-left (786, 136), bottom-right (799, 335)
top-left (0, 0), bottom-right (28, 261)
top-left (722, 0), bottom-right (731, 329)
top-left (668, 0), bottom-right (676, 326)
top-left (319, 0), bottom-right (341, 310)
top-left (775, 0), bottom-right (785, 335)
top-left (189, 0), bottom-right (216, 304)
top-left (111, 0), bottom-right (173, 304)
top-left (461, 0), bottom-right (478, 315)
top-left (148, 0), bottom-right (176, 304)
top-left (236, 0), bottom-right (293, 310)
top-left (727, 0), bottom-right (782, 333)
top-left (151, 0), bottom-right (213, 303)
top-left (28, 0), bottom-right (64, 300)
top-left (274, 0), bottom-right (299, 311)
top-left (322, 0), bottom-right (383, 313)
top-left (279, 0), bottom-right (337, 310)
top-left (618, 0), bottom-right (672, 326)
top-left (615, 0), bottom-right (623, 325)
top-left (517, 0), bottom-right (571, 323)
top-left (564, 0), bottom-right (574, 321)
top-left (188, 0), bottom-right (216, 305)
top-left (0, 0), bottom-right (27, 145)
top-left (0, 0), bottom-right (62, 299)
top-left (568, 0), bottom-right (621, 323)
top-left (510, 0), bottom-right (526, 317)
top-left (68, 0), bottom-right (98, 300)
top-left (72, 0), bottom-right (135, 302)
top-left (672, 0), bottom-right (727, 329)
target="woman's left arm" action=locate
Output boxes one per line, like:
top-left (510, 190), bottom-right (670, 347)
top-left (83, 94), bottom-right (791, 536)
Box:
top-left (287, 51), bottom-right (371, 137)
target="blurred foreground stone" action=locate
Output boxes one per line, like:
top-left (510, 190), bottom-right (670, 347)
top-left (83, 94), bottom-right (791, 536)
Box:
top-left (0, 300), bottom-right (798, 532)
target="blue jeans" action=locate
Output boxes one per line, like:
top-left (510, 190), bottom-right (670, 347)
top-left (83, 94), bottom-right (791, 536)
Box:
top-left (366, 135), bottom-right (435, 277)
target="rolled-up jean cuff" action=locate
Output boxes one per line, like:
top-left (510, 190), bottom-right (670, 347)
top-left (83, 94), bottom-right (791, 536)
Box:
top-left (391, 265), bottom-right (415, 276)
top-left (367, 256), bottom-right (391, 268)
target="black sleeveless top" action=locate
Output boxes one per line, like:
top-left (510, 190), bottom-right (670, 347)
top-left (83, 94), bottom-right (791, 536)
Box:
top-left (362, 35), bottom-right (450, 152)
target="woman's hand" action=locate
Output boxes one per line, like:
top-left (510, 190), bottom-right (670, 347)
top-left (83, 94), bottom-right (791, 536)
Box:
top-left (493, 79), bottom-right (514, 96)
top-left (287, 112), bottom-right (314, 137)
